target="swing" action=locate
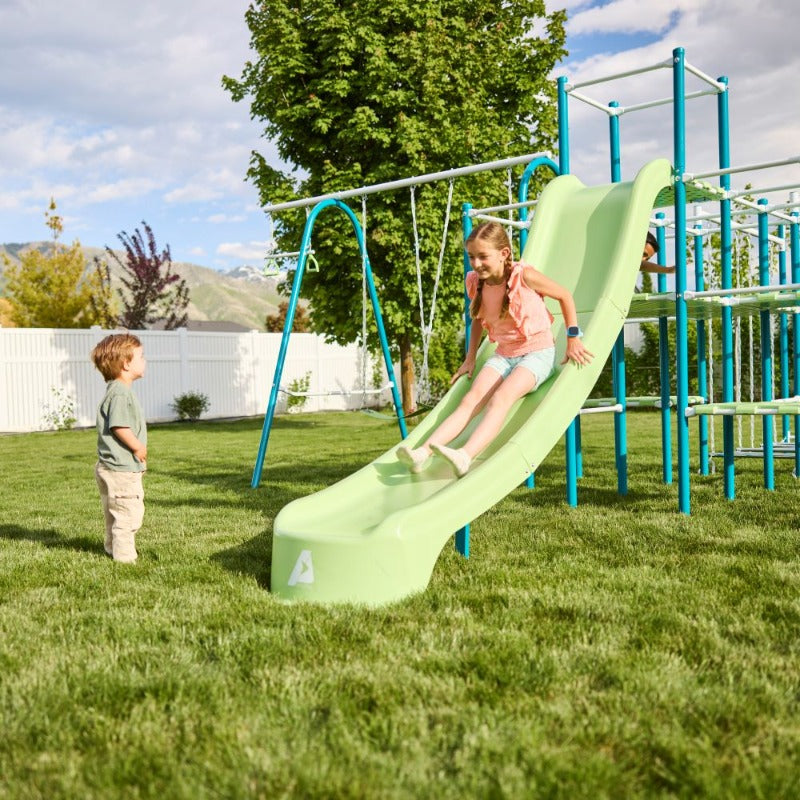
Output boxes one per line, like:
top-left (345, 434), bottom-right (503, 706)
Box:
top-left (263, 249), bottom-right (319, 278)
top-left (360, 180), bottom-right (455, 421)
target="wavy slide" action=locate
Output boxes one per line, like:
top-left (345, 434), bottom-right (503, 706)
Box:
top-left (271, 159), bottom-right (672, 606)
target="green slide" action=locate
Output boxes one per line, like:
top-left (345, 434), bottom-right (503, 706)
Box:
top-left (271, 159), bottom-right (672, 606)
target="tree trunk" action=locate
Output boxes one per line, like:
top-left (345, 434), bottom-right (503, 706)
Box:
top-left (398, 332), bottom-right (416, 414)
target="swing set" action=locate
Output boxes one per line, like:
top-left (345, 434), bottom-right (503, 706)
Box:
top-left (250, 153), bottom-right (555, 489)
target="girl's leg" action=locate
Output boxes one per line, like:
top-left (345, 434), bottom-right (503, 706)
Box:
top-left (433, 366), bottom-right (537, 475)
top-left (397, 366), bottom-right (503, 472)
top-left (461, 366), bottom-right (537, 457)
top-left (425, 366), bottom-right (504, 449)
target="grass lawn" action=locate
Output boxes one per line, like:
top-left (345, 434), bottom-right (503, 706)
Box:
top-left (1, 411), bottom-right (799, 799)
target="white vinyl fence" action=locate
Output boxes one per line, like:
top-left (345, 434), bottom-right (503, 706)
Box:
top-left (0, 327), bottom-right (392, 433)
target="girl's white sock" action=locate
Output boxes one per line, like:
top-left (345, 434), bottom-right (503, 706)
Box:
top-left (397, 445), bottom-right (431, 473)
top-left (430, 443), bottom-right (472, 477)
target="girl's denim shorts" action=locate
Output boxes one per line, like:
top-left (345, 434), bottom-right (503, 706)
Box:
top-left (483, 346), bottom-right (556, 387)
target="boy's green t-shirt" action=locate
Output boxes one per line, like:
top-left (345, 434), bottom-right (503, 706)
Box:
top-left (96, 380), bottom-right (147, 472)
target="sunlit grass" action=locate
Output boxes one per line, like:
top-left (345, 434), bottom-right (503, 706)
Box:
top-left (1, 412), bottom-right (799, 798)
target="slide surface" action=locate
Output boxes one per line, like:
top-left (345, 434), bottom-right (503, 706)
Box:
top-left (271, 159), bottom-right (672, 606)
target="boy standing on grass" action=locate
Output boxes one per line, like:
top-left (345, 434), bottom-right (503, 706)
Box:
top-left (91, 333), bottom-right (148, 564)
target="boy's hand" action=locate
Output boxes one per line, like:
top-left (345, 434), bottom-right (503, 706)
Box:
top-left (133, 446), bottom-right (147, 464)
top-left (450, 356), bottom-right (476, 384)
top-left (562, 338), bottom-right (593, 366)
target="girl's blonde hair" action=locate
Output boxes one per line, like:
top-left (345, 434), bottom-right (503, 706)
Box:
top-left (91, 333), bottom-right (142, 381)
top-left (466, 221), bottom-right (514, 319)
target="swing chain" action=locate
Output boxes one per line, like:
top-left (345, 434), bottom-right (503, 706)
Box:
top-left (411, 179), bottom-right (455, 405)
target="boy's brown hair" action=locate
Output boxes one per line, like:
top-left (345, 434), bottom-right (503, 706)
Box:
top-left (91, 333), bottom-right (142, 381)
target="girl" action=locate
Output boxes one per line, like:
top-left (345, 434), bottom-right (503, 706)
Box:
top-left (397, 221), bottom-right (593, 477)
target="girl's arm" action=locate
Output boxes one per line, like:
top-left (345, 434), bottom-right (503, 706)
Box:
top-left (450, 319), bottom-right (484, 384)
top-left (522, 266), bottom-right (593, 366)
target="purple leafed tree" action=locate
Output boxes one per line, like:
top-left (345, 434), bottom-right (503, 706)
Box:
top-left (103, 221), bottom-right (189, 330)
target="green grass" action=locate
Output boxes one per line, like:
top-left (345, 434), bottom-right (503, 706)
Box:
top-left (1, 412), bottom-right (799, 799)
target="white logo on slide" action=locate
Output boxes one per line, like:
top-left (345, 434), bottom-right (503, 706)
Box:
top-left (288, 550), bottom-right (314, 586)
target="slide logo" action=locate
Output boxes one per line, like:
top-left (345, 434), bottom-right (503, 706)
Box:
top-left (288, 550), bottom-right (314, 586)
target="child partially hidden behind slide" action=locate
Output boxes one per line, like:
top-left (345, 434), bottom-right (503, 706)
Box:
top-left (398, 221), bottom-right (593, 478)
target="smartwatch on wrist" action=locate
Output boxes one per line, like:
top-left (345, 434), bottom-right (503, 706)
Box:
top-left (566, 325), bottom-right (583, 338)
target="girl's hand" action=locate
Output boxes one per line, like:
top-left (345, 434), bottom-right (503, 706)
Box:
top-left (450, 356), bottom-right (476, 384)
top-left (561, 338), bottom-right (594, 366)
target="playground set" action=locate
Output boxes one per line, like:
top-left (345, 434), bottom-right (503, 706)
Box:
top-left (252, 48), bottom-right (800, 606)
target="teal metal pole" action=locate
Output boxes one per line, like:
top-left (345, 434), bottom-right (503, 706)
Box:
top-left (694, 222), bottom-right (709, 474)
top-left (791, 200), bottom-right (800, 478)
top-left (673, 47), bottom-right (691, 514)
top-left (251, 199), bottom-right (406, 488)
top-left (609, 100), bottom-right (627, 495)
top-left (758, 197), bottom-right (775, 489)
top-left (517, 157), bottom-right (559, 491)
top-left (557, 76), bottom-right (570, 175)
top-left (557, 74), bottom-right (578, 505)
top-left (777, 225), bottom-right (789, 440)
top-left (456, 204), bottom-right (474, 557)
top-left (717, 76), bottom-right (735, 499)
top-left (656, 215), bottom-right (672, 483)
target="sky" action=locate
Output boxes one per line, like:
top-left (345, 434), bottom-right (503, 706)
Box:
top-left (1, 0), bottom-right (798, 271)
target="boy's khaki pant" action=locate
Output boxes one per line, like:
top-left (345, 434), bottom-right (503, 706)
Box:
top-left (95, 463), bottom-right (144, 564)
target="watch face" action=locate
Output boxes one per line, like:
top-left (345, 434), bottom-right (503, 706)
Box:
top-left (567, 326), bottom-right (580, 337)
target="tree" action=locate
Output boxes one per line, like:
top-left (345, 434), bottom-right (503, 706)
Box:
top-left (3, 200), bottom-right (115, 328)
top-left (98, 221), bottom-right (189, 330)
top-left (224, 0), bottom-right (566, 409)
top-left (266, 299), bottom-right (311, 332)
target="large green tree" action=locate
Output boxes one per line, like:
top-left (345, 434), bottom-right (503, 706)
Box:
top-left (224, 0), bottom-right (566, 408)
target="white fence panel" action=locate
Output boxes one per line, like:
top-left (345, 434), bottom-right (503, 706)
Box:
top-left (0, 327), bottom-right (392, 432)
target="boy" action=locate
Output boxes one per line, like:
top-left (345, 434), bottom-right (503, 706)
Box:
top-left (91, 333), bottom-right (148, 563)
top-left (640, 230), bottom-right (675, 274)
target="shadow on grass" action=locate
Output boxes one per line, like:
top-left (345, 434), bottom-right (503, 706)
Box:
top-left (0, 523), bottom-right (105, 557)
top-left (211, 530), bottom-right (273, 592)
top-left (150, 461), bottom-right (365, 513)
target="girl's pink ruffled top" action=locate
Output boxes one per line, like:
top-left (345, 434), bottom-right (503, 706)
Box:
top-left (466, 261), bottom-right (555, 357)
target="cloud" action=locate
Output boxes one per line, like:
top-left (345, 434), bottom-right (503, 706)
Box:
top-left (217, 241), bottom-right (270, 262)
top-left (85, 178), bottom-right (163, 204)
top-left (568, 0), bottom-right (683, 35)
top-left (558, 0), bottom-right (800, 198)
top-left (207, 213), bottom-right (247, 224)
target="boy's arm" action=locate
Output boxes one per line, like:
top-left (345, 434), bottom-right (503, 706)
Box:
top-left (112, 426), bottom-right (147, 464)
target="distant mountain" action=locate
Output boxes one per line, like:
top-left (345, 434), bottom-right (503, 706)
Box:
top-left (0, 242), bottom-right (287, 330)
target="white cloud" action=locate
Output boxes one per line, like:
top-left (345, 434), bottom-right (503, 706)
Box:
top-left (84, 178), bottom-right (163, 204)
top-left (207, 213), bottom-right (247, 224)
top-left (568, 0), bottom-right (684, 35)
top-left (217, 241), bottom-right (270, 261)
top-left (558, 0), bottom-right (800, 198)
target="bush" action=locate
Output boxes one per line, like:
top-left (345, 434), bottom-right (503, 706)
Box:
top-left (41, 387), bottom-right (77, 431)
top-left (171, 391), bottom-right (210, 422)
top-left (287, 372), bottom-right (311, 412)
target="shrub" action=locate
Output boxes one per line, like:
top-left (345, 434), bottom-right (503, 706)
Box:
top-left (287, 372), bottom-right (311, 412)
top-left (171, 391), bottom-right (210, 422)
top-left (41, 387), bottom-right (77, 431)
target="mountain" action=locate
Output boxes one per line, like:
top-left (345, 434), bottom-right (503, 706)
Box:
top-left (0, 242), bottom-right (287, 330)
